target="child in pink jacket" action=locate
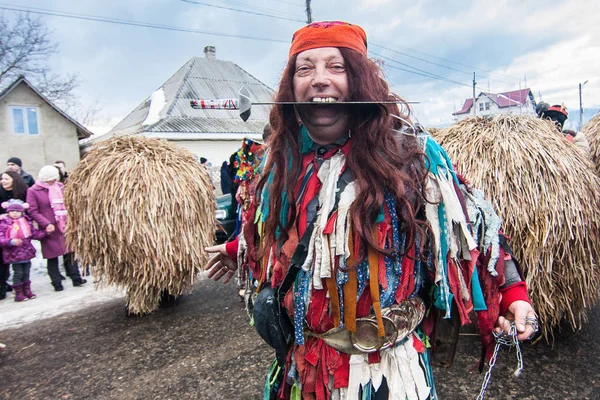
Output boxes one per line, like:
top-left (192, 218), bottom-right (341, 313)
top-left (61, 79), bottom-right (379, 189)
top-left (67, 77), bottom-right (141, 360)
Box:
top-left (0, 199), bottom-right (47, 302)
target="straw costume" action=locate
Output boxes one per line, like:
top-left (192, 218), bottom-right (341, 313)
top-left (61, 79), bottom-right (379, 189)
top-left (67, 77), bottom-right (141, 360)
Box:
top-left (209, 21), bottom-right (534, 400)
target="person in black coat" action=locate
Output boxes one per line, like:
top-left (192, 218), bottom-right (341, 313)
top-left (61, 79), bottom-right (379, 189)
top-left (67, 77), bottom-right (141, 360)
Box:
top-left (6, 157), bottom-right (35, 187)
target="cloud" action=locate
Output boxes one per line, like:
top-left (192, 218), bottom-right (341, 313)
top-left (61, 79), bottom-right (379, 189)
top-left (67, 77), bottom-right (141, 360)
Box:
top-left (10, 0), bottom-right (598, 131)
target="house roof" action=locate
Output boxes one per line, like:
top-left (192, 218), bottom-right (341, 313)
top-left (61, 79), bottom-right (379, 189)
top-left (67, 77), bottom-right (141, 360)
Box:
top-left (106, 56), bottom-right (275, 139)
top-left (0, 75), bottom-right (93, 139)
top-left (453, 88), bottom-right (533, 115)
top-left (454, 98), bottom-right (474, 115)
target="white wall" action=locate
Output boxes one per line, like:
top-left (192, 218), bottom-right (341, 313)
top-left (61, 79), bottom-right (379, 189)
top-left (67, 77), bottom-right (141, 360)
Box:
top-left (456, 95), bottom-right (536, 121)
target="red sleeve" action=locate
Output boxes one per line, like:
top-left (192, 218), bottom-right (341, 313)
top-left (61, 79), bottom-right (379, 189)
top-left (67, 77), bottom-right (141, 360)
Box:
top-left (225, 237), bottom-right (239, 260)
top-left (499, 281), bottom-right (531, 315)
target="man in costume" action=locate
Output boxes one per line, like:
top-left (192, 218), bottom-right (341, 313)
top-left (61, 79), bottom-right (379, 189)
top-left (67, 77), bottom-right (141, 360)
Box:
top-left (205, 21), bottom-right (536, 399)
top-left (536, 102), bottom-right (590, 154)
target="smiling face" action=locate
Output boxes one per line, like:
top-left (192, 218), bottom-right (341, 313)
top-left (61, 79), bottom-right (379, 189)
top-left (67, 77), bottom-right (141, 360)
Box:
top-left (1, 173), bottom-right (13, 190)
top-left (293, 47), bottom-right (351, 144)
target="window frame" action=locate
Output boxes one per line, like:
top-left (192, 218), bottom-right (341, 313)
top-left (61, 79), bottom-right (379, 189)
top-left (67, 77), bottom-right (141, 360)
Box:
top-left (9, 105), bottom-right (40, 135)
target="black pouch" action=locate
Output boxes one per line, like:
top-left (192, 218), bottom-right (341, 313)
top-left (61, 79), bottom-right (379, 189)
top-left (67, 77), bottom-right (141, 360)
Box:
top-left (253, 284), bottom-right (294, 365)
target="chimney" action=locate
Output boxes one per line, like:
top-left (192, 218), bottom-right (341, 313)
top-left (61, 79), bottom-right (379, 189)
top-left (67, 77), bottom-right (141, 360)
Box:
top-left (203, 46), bottom-right (216, 60)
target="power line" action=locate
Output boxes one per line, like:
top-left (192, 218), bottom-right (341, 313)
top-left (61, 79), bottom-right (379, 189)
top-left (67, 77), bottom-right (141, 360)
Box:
top-left (402, 46), bottom-right (521, 83)
top-left (0, 4), bottom-right (290, 43)
top-left (371, 42), bottom-right (516, 87)
top-left (370, 51), bottom-right (471, 88)
top-left (178, 0), bottom-right (304, 22)
top-left (212, 0), bottom-right (303, 19)
top-left (274, 0), bottom-right (305, 6)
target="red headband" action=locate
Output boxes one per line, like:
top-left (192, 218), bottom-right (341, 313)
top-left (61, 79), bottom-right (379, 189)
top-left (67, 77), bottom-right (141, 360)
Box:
top-left (289, 21), bottom-right (368, 57)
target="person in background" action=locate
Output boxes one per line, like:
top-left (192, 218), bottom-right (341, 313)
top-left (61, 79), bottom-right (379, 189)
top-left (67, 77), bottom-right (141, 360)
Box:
top-left (26, 165), bottom-right (86, 291)
top-left (54, 161), bottom-right (69, 184)
top-left (536, 102), bottom-right (590, 154)
top-left (220, 161), bottom-right (232, 195)
top-left (6, 157), bottom-right (35, 187)
top-left (0, 199), bottom-right (47, 302)
top-left (0, 170), bottom-right (29, 300)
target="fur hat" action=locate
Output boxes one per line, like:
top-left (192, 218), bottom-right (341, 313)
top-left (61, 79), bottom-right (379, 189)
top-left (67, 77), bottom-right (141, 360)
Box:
top-left (38, 165), bottom-right (60, 182)
top-left (1, 199), bottom-right (29, 212)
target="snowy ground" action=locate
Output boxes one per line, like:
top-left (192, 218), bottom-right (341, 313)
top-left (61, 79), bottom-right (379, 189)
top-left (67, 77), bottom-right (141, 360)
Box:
top-left (0, 242), bottom-right (212, 331)
top-left (0, 242), bottom-right (125, 331)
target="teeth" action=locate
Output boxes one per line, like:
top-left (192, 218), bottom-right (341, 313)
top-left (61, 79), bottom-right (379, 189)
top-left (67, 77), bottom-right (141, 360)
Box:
top-left (311, 97), bottom-right (338, 103)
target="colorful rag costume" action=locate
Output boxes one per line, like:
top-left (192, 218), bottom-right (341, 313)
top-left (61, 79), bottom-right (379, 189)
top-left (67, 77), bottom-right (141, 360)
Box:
top-left (222, 21), bottom-right (530, 400)
top-left (225, 128), bottom-right (529, 400)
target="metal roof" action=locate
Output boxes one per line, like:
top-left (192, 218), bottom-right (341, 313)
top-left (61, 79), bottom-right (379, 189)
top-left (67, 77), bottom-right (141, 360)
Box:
top-left (108, 56), bottom-right (274, 138)
top-left (146, 116), bottom-right (267, 134)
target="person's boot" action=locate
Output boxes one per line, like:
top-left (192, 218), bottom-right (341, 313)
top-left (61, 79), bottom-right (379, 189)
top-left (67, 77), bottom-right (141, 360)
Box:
top-left (0, 282), bottom-right (7, 300)
top-left (72, 277), bottom-right (87, 287)
top-left (22, 280), bottom-right (36, 299)
top-left (6, 283), bottom-right (12, 292)
top-left (13, 283), bottom-right (28, 302)
top-left (52, 282), bottom-right (64, 292)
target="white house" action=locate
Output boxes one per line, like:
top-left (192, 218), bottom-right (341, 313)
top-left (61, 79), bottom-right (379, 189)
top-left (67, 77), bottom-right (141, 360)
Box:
top-left (84, 46), bottom-right (274, 166)
top-left (453, 89), bottom-right (536, 120)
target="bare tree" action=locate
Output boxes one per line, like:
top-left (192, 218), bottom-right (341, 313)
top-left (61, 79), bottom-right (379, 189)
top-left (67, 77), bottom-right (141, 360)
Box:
top-left (0, 12), bottom-right (79, 105)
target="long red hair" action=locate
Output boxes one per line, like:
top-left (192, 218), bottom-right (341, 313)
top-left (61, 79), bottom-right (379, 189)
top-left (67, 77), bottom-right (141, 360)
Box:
top-left (256, 48), bottom-right (429, 262)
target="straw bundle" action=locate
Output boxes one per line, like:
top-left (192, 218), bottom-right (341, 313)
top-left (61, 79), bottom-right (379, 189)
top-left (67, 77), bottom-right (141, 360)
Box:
top-left (65, 136), bottom-right (216, 315)
top-left (582, 112), bottom-right (600, 174)
top-left (431, 115), bottom-right (600, 338)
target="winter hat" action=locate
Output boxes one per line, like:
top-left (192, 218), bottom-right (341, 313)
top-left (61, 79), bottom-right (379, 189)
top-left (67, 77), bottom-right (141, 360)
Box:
top-left (38, 165), bottom-right (60, 182)
top-left (289, 21), bottom-right (368, 57)
top-left (7, 157), bottom-right (22, 167)
top-left (1, 199), bottom-right (29, 212)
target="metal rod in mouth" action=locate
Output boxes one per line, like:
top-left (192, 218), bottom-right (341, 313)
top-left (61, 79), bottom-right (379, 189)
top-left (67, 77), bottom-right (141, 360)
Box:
top-left (189, 86), bottom-right (419, 121)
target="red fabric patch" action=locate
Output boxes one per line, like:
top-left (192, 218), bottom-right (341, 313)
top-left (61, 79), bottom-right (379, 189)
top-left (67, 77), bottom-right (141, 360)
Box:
top-left (225, 237), bottom-right (239, 261)
top-left (368, 351), bottom-right (381, 364)
top-left (499, 281), bottom-right (531, 315)
top-left (412, 334), bottom-right (426, 353)
top-left (323, 210), bottom-right (338, 235)
top-left (396, 246), bottom-right (415, 302)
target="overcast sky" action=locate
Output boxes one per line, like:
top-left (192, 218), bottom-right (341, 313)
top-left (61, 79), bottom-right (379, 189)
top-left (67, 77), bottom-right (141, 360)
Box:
top-left (3, 0), bottom-right (598, 134)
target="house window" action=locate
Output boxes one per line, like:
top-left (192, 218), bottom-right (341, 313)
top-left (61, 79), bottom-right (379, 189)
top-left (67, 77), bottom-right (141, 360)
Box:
top-left (485, 102), bottom-right (490, 110)
top-left (479, 103), bottom-right (484, 111)
top-left (10, 106), bottom-right (39, 135)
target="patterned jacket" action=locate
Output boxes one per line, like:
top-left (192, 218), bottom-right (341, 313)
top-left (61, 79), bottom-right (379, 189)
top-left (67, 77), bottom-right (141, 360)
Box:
top-left (0, 216), bottom-right (46, 263)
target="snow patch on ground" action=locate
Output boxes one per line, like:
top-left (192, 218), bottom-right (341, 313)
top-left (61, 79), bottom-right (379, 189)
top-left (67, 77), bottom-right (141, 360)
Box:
top-left (0, 242), bottom-right (211, 331)
top-left (0, 242), bottom-right (125, 331)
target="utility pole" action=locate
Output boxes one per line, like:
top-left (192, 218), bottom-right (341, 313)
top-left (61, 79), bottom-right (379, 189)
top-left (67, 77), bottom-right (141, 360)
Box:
top-left (305, 0), bottom-right (312, 24)
top-left (472, 72), bottom-right (477, 116)
top-left (579, 80), bottom-right (588, 129)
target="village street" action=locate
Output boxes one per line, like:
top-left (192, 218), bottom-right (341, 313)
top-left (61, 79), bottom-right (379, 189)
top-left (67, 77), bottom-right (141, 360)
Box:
top-left (0, 274), bottom-right (599, 400)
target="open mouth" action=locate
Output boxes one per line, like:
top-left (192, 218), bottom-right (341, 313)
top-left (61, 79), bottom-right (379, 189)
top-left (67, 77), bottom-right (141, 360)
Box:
top-left (311, 97), bottom-right (338, 103)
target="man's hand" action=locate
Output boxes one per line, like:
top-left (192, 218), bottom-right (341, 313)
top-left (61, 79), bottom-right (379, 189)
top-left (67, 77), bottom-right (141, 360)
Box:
top-left (46, 224), bottom-right (55, 233)
top-left (204, 244), bottom-right (238, 284)
top-left (495, 300), bottom-right (538, 341)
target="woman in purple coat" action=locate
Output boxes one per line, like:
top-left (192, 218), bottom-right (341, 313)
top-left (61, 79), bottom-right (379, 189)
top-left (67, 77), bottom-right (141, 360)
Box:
top-left (26, 166), bottom-right (86, 291)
